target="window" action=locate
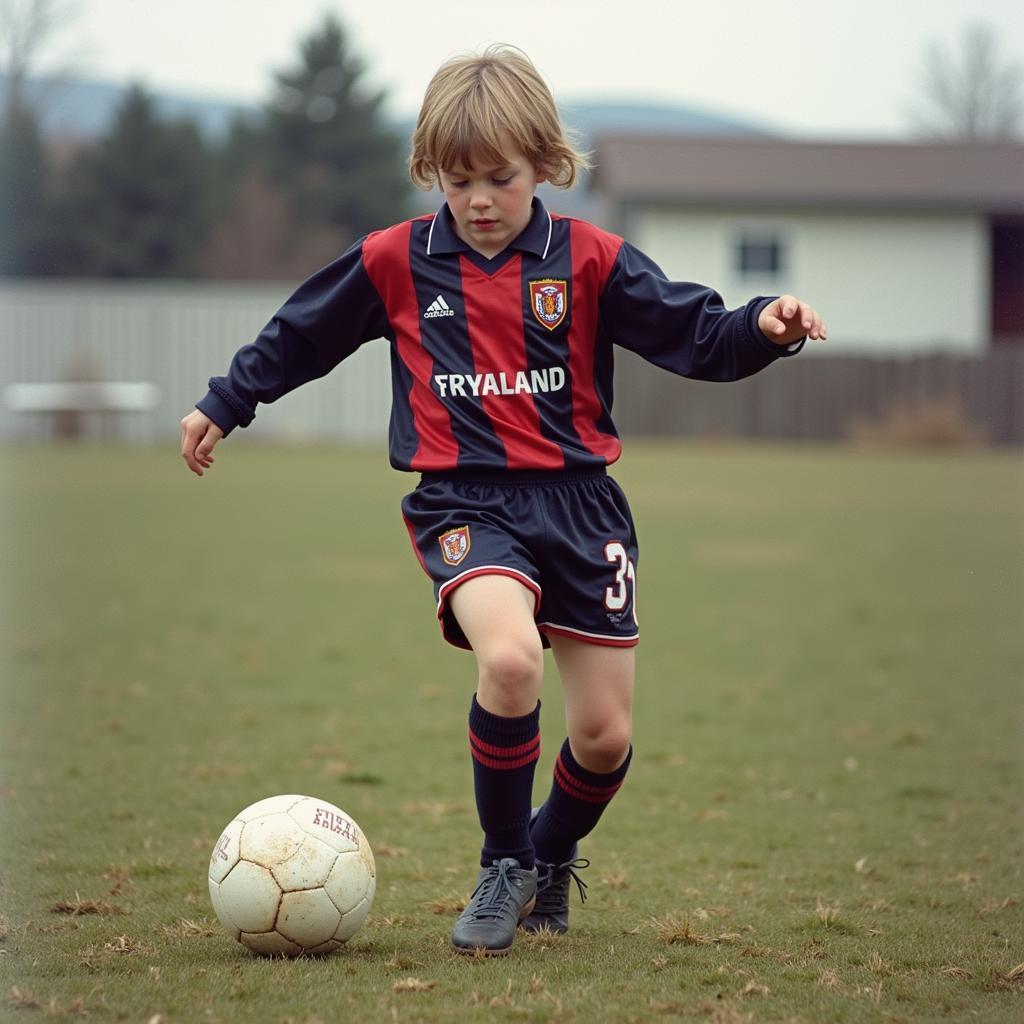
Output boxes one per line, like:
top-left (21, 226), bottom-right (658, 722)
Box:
top-left (734, 231), bottom-right (786, 277)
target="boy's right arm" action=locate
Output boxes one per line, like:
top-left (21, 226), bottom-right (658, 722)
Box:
top-left (179, 237), bottom-right (390, 477)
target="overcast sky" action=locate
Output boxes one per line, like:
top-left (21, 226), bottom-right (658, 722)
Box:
top-left (33, 0), bottom-right (1024, 138)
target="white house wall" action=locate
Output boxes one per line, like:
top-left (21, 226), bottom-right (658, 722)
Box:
top-left (628, 206), bottom-right (989, 354)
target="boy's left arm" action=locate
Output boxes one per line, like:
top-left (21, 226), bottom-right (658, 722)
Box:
top-left (600, 242), bottom-right (826, 381)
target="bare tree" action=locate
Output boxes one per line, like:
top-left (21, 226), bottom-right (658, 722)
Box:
top-left (912, 22), bottom-right (1024, 141)
top-left (0, 0), bottom-right (75, 120)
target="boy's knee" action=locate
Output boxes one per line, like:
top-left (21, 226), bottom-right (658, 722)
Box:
top-left (572, 724), bottom-right (632, 774)
top-left (476, 637), bottom-right (543, 714)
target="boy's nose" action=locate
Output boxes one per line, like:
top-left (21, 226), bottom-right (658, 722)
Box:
top-left (470, 191), bottom-right (492, 210)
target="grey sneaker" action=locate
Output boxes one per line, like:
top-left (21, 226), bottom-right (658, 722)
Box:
top-left (451, 857), bottom-right (538, 955)
top-left (521, 807), bottom-right (589, 934)
top-left (520, 855), bottom-right (589, 933)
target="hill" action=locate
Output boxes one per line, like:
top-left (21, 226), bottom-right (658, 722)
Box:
top-left (1, 73), bottom-right (775, 144)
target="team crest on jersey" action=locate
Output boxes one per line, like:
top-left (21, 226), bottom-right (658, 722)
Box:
top-left (529, 279), bottom-right (568, 331)
top-left (439, 526), bottom-right (471, 566)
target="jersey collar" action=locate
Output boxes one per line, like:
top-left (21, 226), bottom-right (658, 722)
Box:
top-left (425, 197), bottom-right (553, 260)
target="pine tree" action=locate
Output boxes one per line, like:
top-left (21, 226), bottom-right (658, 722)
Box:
top-left (57, 85), bottom-right (211, 276)
top-left (0, 101), bottom-right (54, 274)
top-left (262, 14), bottom-right (409, 243)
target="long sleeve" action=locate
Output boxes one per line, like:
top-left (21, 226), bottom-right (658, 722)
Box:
top-left (599, 240), bottom-right (803, 382)
top-left (196, 237), bottom-right (391, 435)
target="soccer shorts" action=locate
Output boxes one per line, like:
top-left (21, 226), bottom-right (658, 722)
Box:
top-left (401, 468), bottom-right (639, 651)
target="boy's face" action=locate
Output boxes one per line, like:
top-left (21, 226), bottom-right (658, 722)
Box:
top-left (438, 140), bottom-right (545, 259)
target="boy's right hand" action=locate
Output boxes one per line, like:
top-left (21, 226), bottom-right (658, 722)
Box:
top-left (180, 410), bottom-right (224, 477)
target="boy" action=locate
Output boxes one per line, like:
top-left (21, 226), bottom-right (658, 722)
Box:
top-left (181, 45), bottom-right (825, 956)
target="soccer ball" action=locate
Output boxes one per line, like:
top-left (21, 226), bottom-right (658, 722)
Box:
top-left (208, 794), bottom-right (376, 957)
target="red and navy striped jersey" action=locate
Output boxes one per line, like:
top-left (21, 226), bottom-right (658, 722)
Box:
top-left (197, 198), bottom-right (801, 472)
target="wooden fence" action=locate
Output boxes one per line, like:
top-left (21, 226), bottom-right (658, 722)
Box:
top-left (613, 346), bottom-right (1024, 445)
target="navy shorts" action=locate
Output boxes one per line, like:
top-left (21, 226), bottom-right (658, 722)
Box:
top-left (401, 468), bottom-right (639, 651)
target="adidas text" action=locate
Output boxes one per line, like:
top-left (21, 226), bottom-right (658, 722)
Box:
top-left (424, 295), bottom-right (455, 319)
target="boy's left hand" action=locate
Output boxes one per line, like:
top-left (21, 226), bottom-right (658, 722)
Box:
top-left (758, 295), bottom-right (827, 345)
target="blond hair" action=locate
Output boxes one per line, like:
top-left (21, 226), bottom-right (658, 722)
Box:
top-left (409, 45), bottom-right (588, 190)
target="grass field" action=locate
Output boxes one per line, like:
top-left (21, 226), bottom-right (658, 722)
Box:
top-left (1, 440), bottom-right (1021, 1023)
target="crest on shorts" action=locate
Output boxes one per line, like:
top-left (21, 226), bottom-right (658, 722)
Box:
top-left (439, 525), bottom-right (471, 566)
top-left (529, 279), bottom-right (568, 331)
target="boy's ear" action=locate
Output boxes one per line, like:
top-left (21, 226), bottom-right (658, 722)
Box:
top-left (535, 167), bottom-right (547, 184)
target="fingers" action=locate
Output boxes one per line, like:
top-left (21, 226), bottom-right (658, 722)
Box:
top-left (762, 297), bottom-right (790, 336)
top-left (779, 294), bottom-right (798, 321)
top-left (798, 301), bottom-right (828, 341)
top-left (180, 413), bottom-right (223, 477)
top-left (775, 295), bottom-right (828, 342)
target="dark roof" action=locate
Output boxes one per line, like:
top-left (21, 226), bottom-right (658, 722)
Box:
top-left (593, 136), bottom-right (1024, 212)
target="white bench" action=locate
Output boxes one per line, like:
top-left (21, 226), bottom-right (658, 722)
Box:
top-left (4, 382), bottom-right (160, 413)
top-left (4, 382), bottom-right (161, 439)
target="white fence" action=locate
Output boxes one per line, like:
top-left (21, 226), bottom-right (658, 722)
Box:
top-left (0, 280), bottom-right (392, 444)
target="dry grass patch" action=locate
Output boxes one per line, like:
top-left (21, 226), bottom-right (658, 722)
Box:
top-left (162, 918), bottom-right (218, 938)
top-left (50, 894), bottom-right (126, 916)
top-left (739, 980), bottom-right (770, 996)
top-left (814, 897), bottom-right (840, 926)
top-left (7, 986), bottom-right (41, 1010)
top-left (651, 912), bottom-right (742, 946)
top-left (373, 914), bottom-right (413, 929)
top-left (866, 951), bottom-right (893, 976)
top-left (697, 1001), bottom-right (754, 1023)
top-left (374, 844), bottom-right (410, 858)
top-left (102, 934), bottom-right (157, 956)
top-left (6, 987), bottom-right (88, 1015)
top-left (992, 962), bottom-right (1024, 990)
top-left (393, 977), bottom-right (437, 992)
top-left (977, 896), bottom-right (1018, 917)
top-left (695, 906), bottom-right (733, 920)
top-left (940, 966), bottom-right (972, 980)
top-left (601, 870), bottom-right (630, 889)
top-left (848, 396), bottom-right (985, 448)
top-left (649, 998), bottom-right (687, 1014)
top-left (384, 952), bottom-right (423, 969)
top-left (428, 895), bottom-right (466, 915)
top-left (521, 924), bottom-right (564, 947)
top-left (818, 968), bottom-right (842, 990)
top-left (102, 865), bottom-right (132, 896)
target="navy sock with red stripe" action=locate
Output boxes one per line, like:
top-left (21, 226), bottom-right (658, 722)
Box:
top-left (532, 738), bottom-right (632, 865)
top-left (468, 695), bottom-right (541, 869)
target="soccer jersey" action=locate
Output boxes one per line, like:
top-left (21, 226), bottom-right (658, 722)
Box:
top-left (197, 198), bottom-right (801, 472)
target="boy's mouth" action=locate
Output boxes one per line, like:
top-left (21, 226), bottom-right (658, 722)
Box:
top-left (472, 219), bottom-right (497, 229)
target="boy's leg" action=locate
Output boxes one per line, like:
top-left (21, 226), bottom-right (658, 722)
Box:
top-left (535, 635), bottom-right (634, 860)
top-left (524, 636), bottom-right (634, 933)
top-left (450, 573), bottom-right (544, 866)
top-left (553, 636), bottom-right (635, 775)
top-left (448, 575), bottom-right (544, 954)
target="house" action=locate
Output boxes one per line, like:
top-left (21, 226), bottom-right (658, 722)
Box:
top-left (591, 136), bottom-right (1024, 353)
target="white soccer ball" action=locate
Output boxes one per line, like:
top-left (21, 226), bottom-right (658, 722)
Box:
top-left (208, 794), bottom-right (376, 957)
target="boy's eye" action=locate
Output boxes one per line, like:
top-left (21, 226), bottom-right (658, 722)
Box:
top-left (492, 176), bottom-right (513, 186)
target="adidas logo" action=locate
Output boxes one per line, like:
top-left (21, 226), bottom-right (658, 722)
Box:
top-left (423, 294), bottom-right (455, 319)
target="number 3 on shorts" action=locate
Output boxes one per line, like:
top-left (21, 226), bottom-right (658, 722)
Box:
top-left (603, 541), bottom-right (637, 623)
